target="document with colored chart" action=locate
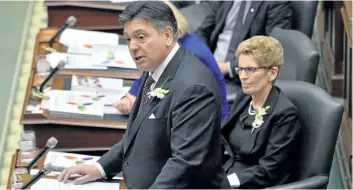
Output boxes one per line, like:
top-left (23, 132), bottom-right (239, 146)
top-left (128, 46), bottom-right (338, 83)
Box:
top-left (45, 90), bottom-right (104, 120)
top-left (44, 151), bottom-right (101, 170)
top-left (92, 45), bottom-right (137, 69)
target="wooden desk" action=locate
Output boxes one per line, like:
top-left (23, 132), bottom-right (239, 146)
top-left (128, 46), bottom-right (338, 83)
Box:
top-left (45, 0), bottom-right (129, 33)
top-left (6, 150), bottom-right (126, 189)
top-left (21, 28), bottom-right (140, 152)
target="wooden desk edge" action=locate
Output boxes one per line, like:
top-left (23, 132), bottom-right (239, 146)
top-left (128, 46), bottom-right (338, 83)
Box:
top-left (7, 153), bottom-right (127, 189)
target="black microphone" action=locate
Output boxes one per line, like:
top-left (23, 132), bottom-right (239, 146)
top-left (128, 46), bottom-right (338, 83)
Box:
top-left (39, 60), bottom-right (66, 93)
top-left (27, 137), bottom-right (58, 173)
top-left (49, 15), bottom-right (77, 47)
top-left (21, 163), bottom-right (53, 189)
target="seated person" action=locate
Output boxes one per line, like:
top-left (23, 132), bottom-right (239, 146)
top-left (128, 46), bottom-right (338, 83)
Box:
top-left (221, 36), bottom-right (300, 188)
top-left (194, 1), bottom-right (292, 84)
top-left (115, 1), bottom-right (229, 121)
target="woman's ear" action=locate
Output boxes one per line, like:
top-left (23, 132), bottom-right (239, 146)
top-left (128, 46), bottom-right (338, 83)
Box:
top-left (269, 67), bottom-right (279, 82)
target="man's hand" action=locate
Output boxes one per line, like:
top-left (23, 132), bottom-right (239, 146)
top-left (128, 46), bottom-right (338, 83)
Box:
top-left (114, 93), bottom-right (136, 115)
top-left (217, 60), bottom-right (229, 74)
top-left (57, 164), bottom-right (101, 185)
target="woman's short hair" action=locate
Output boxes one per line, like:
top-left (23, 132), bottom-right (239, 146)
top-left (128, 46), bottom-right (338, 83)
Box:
top-left (236, 36), bottom-right (284, 71)
top-left (163, 1), bottom-right (189, 38)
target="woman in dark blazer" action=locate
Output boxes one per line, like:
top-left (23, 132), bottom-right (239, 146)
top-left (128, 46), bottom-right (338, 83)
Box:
top-left (222, 36), bottom-right (300, 189)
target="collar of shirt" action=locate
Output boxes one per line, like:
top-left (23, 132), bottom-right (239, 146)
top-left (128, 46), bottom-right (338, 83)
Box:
top-left (149, 43), bottom-right (180, 90)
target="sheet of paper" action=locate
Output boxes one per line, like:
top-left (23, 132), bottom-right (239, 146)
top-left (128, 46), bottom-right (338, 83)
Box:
top-left (66, 54), bottom-right (108, 70)
top-left (44, 151), bottom-right (101, 169)
top-left (46, 52), bottom-right (68, 68)
top-left (30, 169), bottom-right (123, 180)
top-left (30, 178), bottom-right (119, 190)
top-left (60, 29), bottom-right (119, 47)
top-left (92, 45), bottom-right (137, 69)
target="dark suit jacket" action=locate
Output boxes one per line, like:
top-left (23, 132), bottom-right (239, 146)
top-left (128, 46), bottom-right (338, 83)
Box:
top-left (221, 86), bottom-right (300, 188)
top-left (195, 1), bottom-right (292, 78)
top-left (98, 47), bottom-right (230, 189)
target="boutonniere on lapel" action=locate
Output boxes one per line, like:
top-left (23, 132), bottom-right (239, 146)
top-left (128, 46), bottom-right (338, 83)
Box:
top-left (249, 103), bottom-right (270, 134)
top-left (148, 77), bottom-right (170, 100)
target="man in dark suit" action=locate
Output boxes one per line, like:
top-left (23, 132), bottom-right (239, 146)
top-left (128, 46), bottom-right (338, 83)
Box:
top-left (195, 1), bottom-right (292, 84)
top-left (57, 1), bottom-right (229, 189)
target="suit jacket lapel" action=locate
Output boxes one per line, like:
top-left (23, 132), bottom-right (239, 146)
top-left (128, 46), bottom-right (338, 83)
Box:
top-left (124, 72), bottom-right (147, 152)
top-left (221, 91), bottom-right (251, 137)
top-left (124, 47), bottom-right (186, 154)
top-left (238, 1), bottom-right (263, 42)
top-left (239, 86), bottom-right (279, 154)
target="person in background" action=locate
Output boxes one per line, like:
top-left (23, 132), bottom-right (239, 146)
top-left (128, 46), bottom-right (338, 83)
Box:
top-left (195, 1), bottom-right (292, 85)
top-left (115, 1), bottom-right (229, 121)
top-left (221, 36), bottom-right (300, 188)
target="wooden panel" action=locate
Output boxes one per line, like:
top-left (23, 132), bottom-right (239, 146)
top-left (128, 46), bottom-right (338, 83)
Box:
top-left (45, 1), bottom-right (128, 33)
top-left (344, 0), bottom-right (352, 21)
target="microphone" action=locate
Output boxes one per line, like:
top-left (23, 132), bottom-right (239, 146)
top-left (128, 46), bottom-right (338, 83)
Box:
top-left (27, 137), bottom-right (58, 173)
top-left (49, 15), bottom-right (77, 47)
top-left (39, 60), bottom-right (66, 93)
top-left (21, 163), bottom-right (53, 189)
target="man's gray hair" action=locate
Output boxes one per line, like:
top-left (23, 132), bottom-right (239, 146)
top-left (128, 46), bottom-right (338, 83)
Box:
top-left (120, 1), bottom-right (178, 41)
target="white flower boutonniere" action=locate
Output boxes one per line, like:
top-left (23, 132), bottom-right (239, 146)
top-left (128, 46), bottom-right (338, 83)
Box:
top-left (148, 77), bottom-right (170, 100)
top-left (251, 105), bottom-right (270, 133)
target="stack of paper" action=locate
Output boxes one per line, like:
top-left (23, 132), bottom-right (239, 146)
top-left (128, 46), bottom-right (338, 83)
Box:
top-left (30, 178), bottom-right (120, 190)
top-left (60, 29), bottom-right (119, 47)
top-left (43, 90), bottom-right (105, 120)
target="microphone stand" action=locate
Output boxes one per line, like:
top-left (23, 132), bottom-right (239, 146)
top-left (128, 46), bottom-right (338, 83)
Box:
top-left (30, 61), bottom-right (66, 101)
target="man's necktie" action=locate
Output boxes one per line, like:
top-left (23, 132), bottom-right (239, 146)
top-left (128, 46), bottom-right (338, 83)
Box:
top-left (225, 1), bottom-right (247, 62)
top-left (140, 75), bottom-right (155, 106)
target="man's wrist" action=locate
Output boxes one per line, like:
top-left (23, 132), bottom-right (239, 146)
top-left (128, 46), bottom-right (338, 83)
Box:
top-left (93, 162), bottom-right (106, 178)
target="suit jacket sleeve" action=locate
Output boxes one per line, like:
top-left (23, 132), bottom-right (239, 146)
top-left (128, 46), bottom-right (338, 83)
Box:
top-left (97, 133), bottom-right (126, 177)
top-left (194, 1), bottom-right (221, 46)
top-left (265, 1), bottom-right (292, 35)
top-left (150, 84), bottom-right (220, 188)
top-left (236, 107), bottom-right (300, 188)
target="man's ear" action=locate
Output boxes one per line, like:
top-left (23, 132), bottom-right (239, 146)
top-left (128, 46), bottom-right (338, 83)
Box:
top-left (164, 26), bottom-right (174, 46)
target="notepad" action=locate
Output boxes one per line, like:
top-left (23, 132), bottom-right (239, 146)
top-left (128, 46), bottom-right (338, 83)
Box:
top-left (30, 178), bottom-right (119, 190)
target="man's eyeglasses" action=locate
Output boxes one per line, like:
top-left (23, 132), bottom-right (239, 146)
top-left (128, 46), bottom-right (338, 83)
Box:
top-left (235, 66), bottom-right (270, 75)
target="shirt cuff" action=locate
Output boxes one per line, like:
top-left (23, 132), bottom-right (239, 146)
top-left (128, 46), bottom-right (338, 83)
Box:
top-left (227, 173), bottom-right (240, 188)
top-left (93, 162), bottom-right (106, 178)
top-left (227, 61), bottom-right (234, 78)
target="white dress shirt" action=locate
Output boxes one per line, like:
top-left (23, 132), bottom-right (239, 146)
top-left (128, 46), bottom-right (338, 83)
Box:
top-left (93, 43), bottom-right (180, 178)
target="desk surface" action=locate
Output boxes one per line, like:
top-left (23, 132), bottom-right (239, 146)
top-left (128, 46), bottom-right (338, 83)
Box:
top-left (21, 28), bottom-right (139, 150)
top-left (7, 151), bottom-right (127, 189)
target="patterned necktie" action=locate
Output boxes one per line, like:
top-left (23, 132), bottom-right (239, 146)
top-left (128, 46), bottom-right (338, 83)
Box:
top-left (140, 75), bottom-right (155, 106)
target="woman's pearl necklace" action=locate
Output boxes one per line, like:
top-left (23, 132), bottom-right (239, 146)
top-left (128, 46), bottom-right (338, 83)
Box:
top-left (248, 101), bottom-right (257, 115)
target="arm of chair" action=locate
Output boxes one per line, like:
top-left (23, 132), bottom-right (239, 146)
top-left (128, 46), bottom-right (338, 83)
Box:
top-left (267, 176), bottom-right (328, 189)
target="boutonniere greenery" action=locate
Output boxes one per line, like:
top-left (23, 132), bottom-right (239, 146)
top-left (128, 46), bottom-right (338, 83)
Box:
top-left (251, 105), bottom-right (270, 134)
top-left (148, 77), bottom-right (170, 100)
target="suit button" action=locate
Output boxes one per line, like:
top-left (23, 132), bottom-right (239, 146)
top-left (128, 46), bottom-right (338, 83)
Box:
top-left (123, 160), bottom-right (129, 167)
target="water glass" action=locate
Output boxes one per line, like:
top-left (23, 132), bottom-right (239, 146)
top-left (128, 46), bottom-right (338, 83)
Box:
top-left (19, 131), bottom-right (36, 164)
top-left (11, 167), bottom-right (27, 189)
